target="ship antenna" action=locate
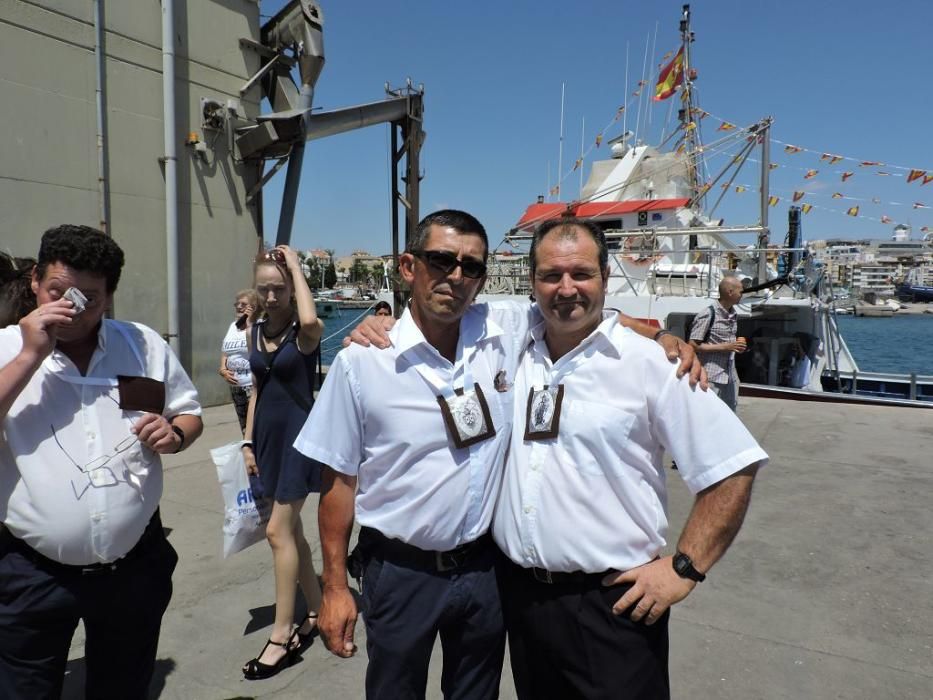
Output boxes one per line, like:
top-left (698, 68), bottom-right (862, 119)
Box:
top-left (680, 4), bottom-right (702, 206)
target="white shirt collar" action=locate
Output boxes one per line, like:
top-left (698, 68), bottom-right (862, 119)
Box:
top-left (394, 304), bottom-right (505, 362)
top-left (528, 309), bottom-right (621, 363)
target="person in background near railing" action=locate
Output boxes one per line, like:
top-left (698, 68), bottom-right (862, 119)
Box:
top-left (0, 225), bottom-right (203, 699)
top-left (0, 253), bottom-right (37, 327)
top-left (372, 300), bottom-right (392, 317)
top-left (219, 289), bottom-right (260, 435)
top-left (240, 245), bottom-right (324, 680)
top-left (689, 276), bottom-right (746, 411)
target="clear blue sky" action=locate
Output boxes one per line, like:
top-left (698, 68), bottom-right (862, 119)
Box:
top-left (261, 0), bottom-right (933, 255)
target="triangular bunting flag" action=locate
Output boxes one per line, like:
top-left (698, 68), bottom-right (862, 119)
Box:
top-left (859, 161), bottom-right (882, 167)
top-left (735, 185), bottom-right (746, 193)
top-left (804, 169), bottom-right (818, 179)
top-left (913, 202), bottom-right (927, 209)
top-left (841, 172), bottom-right (853, 182)
top-left (595, 134), bottom-right (603, 148)
top-left (717, 122), bottom-right (736, 131)
top-left (769, 163), bottom-right (779, 170)
top-left (768, 196), bottom-right (779, 207)
top-left (572, 158), bottom-right (582, 172)
top-left (830, 156), bottom-right (843, 165)
top-left (923, 175), bottom-right (933, 185)
top-left (793, 191), bottom-right (805, 202)
top-left (881, 215), bottom-right (892, 224)
top-left (832, 193), bottom-right (844, 199)
top-left (784, 145), bottom-right (802, 154)
top-left (846, 206), bottom-right (859, 217)
top-left (907, 169), bottom-right (927, 183)
top-left (801, 204), bottom-right (813, 214)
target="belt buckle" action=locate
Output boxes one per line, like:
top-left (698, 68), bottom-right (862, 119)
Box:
top-left (435, 550), bottom-right (456, 572)
top-left (531, 567), bottom-right (553, 584)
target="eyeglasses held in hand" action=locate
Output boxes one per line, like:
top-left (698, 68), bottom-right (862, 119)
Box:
top-left (412, 250), bottom-right (487, 279)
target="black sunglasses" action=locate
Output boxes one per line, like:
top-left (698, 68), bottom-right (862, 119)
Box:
top-left (412, 250), bottom-right (487, 279)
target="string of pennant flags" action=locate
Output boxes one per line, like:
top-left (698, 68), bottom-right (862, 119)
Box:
top-left (718, 182), bottom-right (931, 232)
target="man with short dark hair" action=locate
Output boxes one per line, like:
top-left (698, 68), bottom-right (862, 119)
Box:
top-left (0, 224), bottom-right (203, 699)
top-left (493, 219), bottom-right (766, 699)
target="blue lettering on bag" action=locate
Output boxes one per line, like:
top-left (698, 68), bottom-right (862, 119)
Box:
top-left (237, 488), bottom-right (254, 506)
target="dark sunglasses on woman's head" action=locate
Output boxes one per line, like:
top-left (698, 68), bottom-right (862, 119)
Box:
top-left (412, 250), bottom-right (487, 279)
top-left (264, 249), bottom-right (285, 264)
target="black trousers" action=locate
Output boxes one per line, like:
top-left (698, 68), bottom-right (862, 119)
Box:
top-left (360, 535), bottom-right (505, 700)
top-left (499, 555), bottom-right (670, 700)
top-left (0, 514), bottom-right (177, 700)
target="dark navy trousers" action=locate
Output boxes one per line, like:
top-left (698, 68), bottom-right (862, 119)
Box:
top-left (0, 518), bottom-right (177, 700)
top-left (499, 556), bottom-right (671, 700)
top-left (360, 540), bottom-right (505, 700)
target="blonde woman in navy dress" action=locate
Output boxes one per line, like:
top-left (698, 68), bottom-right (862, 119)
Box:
top-left (240, 245), bottom-right (324, 679)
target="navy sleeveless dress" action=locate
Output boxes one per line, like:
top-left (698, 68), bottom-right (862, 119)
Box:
top-left (249, 320), bottom-right (322, 501)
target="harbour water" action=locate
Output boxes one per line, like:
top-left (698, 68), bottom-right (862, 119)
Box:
top-left (319, 305), bottom-right (933, 377)
top-left (836, 314), bottom-right (933, 376)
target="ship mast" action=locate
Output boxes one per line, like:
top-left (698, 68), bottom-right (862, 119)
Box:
top-left (678, 4), bottom-right (702, 208)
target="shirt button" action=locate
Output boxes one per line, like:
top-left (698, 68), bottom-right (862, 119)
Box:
top-left (91, 514), bottom-right (102, 522)
top-left (88, 432), bottom-right (96, 440)
top-left (524, 505), bottom-right (533, 514)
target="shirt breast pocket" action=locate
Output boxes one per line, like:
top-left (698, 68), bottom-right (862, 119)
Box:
top-left (559, 400), bottom-right (637, 477)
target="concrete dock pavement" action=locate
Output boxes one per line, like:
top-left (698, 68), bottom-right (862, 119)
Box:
top-left (61, 398), bottom-right (933, 699)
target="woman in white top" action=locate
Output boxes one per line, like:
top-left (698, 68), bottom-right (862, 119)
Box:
top-left (219, 289), bottom-right (259, 433)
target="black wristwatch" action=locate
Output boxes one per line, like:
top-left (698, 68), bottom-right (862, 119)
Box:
top-left (171, 424), bottom-right (186, 454)
top-left (672, 551), bottom-right (706, 582)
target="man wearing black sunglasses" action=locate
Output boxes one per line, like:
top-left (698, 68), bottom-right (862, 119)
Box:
top-left (297, 209), bottom-right (704, 700)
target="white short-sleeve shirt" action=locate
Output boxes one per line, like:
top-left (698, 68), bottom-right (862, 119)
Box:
top-left (493, 312), bottom-right (768, 574)
top-left (0, 320), bottom-right (202, 565)
top-left (294, 301), bottom-right (531, 551)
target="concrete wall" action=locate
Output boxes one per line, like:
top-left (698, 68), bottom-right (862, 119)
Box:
top-left (0, 0), bottom-right (265, 406)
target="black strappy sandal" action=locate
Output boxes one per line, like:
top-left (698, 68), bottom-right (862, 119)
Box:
top-left (242, 630), bottom-right (298, 680)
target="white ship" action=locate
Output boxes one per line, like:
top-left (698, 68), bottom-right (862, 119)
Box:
top-left (480, 5), bottom-right (932, 407)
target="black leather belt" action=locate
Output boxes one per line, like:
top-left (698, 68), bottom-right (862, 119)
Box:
top-left (0, 510), bottom-right (164, 576)
top-left (358, 526), bottom-right (491, 573)
top-left (516, 561), bottom-right (613, 586)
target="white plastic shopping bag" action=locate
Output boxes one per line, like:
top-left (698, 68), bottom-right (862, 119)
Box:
top-left (211, 441), bottom-right (272, 558)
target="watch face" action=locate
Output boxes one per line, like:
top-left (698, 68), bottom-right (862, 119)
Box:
top-left (673, 553), bottom-right (689, 575)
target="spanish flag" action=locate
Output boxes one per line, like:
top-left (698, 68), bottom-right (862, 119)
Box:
top-left (801, 204), bottom-right (813, 214)
top-left (654, 47), bottom-right (684, 101)
top-left (908, 169), bottom-right (927, 183)
top-left (717, 122), bottom-right (737, 132)
top-left (924, 174), bottom-right (933, 185)
top-left (846, 206), bottom-right (859, 217)
top-left (804, 169), bottom-right (818, 179)
top-left (841, 172), bottom-right (853, 182)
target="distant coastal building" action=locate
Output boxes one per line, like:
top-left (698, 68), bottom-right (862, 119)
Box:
top-left (809, 225), bottom-right (933, 295)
